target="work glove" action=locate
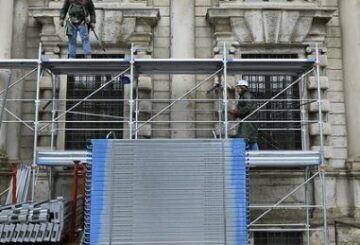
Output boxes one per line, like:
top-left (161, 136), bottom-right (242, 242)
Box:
top-left (59, 19), bottom-right (64, 27)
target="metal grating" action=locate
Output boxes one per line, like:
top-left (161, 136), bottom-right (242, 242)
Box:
top-left (65, 54), bottom-right (124, 150)
top-left (84, 139), bottom-right (249, 245)
top-left (242, 53), bottom-right (302, 150)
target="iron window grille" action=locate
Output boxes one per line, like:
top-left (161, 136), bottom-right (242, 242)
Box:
top-left (65, 54), bottom-right (124, 150)
top-left (241, 53), bottom-right (302, 150)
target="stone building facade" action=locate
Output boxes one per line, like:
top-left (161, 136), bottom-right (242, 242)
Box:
top-left (0, 0), bottom-right (359, 244)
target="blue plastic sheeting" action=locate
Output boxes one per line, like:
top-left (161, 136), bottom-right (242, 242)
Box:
top-left (84, 139), bottom-right (248, 245)
top-left (231, 140), bottom-right (248, 244)
top-left (89, 140), bottom-right (108, 245)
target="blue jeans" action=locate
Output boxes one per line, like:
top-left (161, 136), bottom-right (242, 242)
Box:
top-left (68, 23), bottom-right (91, 58)
top-left (247, 142), bottom-right (259, 151)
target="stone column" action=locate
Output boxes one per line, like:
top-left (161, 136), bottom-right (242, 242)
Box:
top-left (339, 0), bottom-right (360, 165)
top-left (0, 0), bottom-right (14, 159)
top-left (170, 0), bottom-right (195, 138)
top-left (6, 0), bottom-right (28, 161)
top-left (35, 15), bottom-right (62, 152)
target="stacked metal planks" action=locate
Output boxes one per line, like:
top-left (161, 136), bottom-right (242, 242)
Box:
top-left (84, 139), bottom-right (249, 245)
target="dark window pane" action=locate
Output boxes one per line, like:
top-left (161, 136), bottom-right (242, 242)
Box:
top-left (254, 232), bottom-right (303, 245)
top-left (241, 54), bottom-right (301, 150)
top-left (65, 54), bottom-right (124, 150)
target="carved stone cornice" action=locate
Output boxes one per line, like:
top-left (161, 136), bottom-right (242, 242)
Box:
top-left (30, 5), bottom-right (160, 50)
top-left (206, 6), bottom-right (335, 45)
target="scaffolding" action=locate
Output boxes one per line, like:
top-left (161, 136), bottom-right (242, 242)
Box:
top-left (0, 43), bottom-right (327, 244)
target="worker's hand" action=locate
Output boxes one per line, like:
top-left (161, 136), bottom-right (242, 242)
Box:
top-left (59, 19), bottom-right (64, 27)
top-left (89, 23), bottom-right (95, 30)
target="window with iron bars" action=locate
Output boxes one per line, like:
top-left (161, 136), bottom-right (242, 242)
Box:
top-left (65, 54), bottom-right (124, 150)
top-left (254, 231), bottom-right (303, 245)
top-left (241, 53), bottom-right (301, 150)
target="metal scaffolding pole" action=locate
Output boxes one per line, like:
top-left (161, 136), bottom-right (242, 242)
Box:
top-left (229, 68), bottom-right (315, 132)
top-left (38, 68), bottom-right (130, 132)
top-left (0, 68), bottom-right (38, 143)
top-left (315, 44), bottom-right (328, 245)
top-left (135, 76), bottom-right (139, 140)
top-left (300, 75), bottom-right (309, 151)
top-left (305, 167), bottom-right (311, 245)
top-left (31, 43), bottom-right (42, 202)
top-left (222, 44), bottom-right (229, 139)
top-left (135, 67), bottom-right (223, 132)
top-left (129, 43), bottom-right (135, 139)
top-left (249, 170), bottom-right (320, 226)
top-left (217, 75), bottom-right (222, 139)
top-left (0, 51), bottom-right (324, 243)
top-left (50, 73), bottom-right (56, 150)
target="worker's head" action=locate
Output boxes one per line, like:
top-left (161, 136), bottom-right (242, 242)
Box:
top-left (235, 79), bottom-right (248, 94)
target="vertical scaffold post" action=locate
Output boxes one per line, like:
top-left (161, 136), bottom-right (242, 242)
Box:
top-left (315, 44), bottom-right (328, 245)
top-left (300, 76), bottom-right (308, 150)
top-left (305, 167), bottom-right (310, 245)
top-left (82, 163), bottom-right (87, 210)
top-left (49, 73), bottom-right (56, 200)
top-left (71, 160), bottom-right (80, 242)
top-left (31, 43), bottom-right (42, 202)
top-left (222, 43), bottom-right (228, 139)
top-left (12, 163), bottom-right (17, 204)
top-left (82, 162), bottom-right (87, 226)
top-left (217, 74), bottom-right (222, 139)
top-left (50, 73), bottom-right (56, 150)
top-left (135, 74), bottom-right (139, 140)
top-left (129, 44), bottom-right (135, 139)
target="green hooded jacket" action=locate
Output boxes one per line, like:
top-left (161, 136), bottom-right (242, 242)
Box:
top-left (60, 0), bottom-right (96, 24)
top-left (236, 90), bottom-right (258, 143)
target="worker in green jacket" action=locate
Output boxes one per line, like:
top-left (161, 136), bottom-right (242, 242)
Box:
top-left (59, 0), bottom-right (96, 58)
top-left (230, 79), bottom-right (259, 150)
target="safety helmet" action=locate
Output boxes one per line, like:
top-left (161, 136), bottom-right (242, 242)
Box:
top-left (235, 79), bottom-right (248, 87)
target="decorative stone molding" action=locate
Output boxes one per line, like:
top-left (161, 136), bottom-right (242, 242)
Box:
top-left (308, 76), bottom-right (329, 90)
top-left (207, 6), bottom-right (335, 47)
top-left (306, 48), bottom-right (330, 161)
top-left (30, 4), bottom-right (160, 49)
top-left (308, 100), bottom-right (330, 112)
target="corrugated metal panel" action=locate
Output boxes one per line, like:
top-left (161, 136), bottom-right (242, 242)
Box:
top-left (84, 139), bottom-right (249, 245)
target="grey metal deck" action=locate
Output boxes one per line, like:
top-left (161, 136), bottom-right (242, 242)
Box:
top-left (0, 58), bottom-right (315, 75)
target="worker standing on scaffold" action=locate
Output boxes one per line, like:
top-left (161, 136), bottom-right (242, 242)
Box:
top-left (230, 79), bottom-right (259, 150)
top-left (59, 0), bottom-right (96, 59)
